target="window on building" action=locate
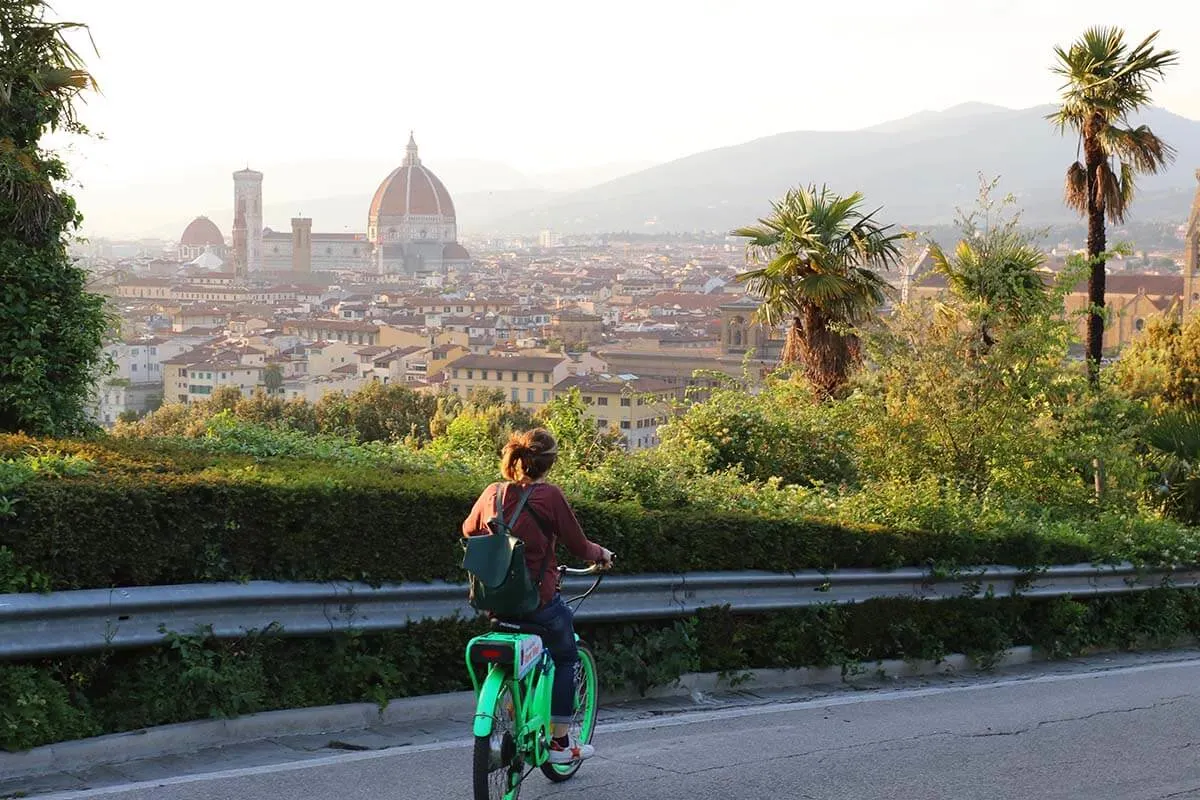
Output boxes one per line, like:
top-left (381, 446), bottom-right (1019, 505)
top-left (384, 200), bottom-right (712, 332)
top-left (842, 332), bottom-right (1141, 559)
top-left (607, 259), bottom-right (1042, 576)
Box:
top-left (620, 420), bottom-right (630, 429)
top-left (526, 389), bottom-right (535, 404)
top-left (637, 397), bottom-right (645, 406)
top-left (542, 373), bottom-right (550, 383)
top-left (512, 388), bottom-right (519, 402)
top-left (457, 306), bottom-right (464, 313)
top-left (150, 347), bottom-right (157, 355)
top-left (481, 370), bottom-right (489, 380)
top-left (620, 397), bottom-right (631, 407)
top-left (1135, 318), bottom-right (1146, 332)
top-left (583, 396), bottom-right (593, 405)
top-left (597, 418), bottom-right (608, 428)
top-left (444, 307), bottom-right (451, 313)
top-left (542, 389), bottom-right (551, 403)
top-left (597, 397), bottom-right (608, 406)
top-left (131, 364), bottom-right (138, 372)
top-left (511, 371), bottom-right (518, 381)
top-left (527, 372), bottom-right (534, 382)
top-left (467, 370), bottom-right (474, 379)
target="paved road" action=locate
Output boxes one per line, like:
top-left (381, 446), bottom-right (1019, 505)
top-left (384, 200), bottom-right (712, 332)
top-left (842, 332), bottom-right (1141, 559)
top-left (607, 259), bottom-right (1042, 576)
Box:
top-left (28, 656), bottom-right (1200, 800)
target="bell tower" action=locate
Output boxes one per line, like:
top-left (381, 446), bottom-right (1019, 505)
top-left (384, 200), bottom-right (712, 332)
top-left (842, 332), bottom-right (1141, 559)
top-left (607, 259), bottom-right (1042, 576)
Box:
top-left (1185, 170), bottom-right (1200, 316)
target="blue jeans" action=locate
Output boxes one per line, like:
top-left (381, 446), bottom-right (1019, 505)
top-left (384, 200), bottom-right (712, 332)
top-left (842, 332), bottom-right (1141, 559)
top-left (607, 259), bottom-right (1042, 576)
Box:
top-left (523, 594), bottom-right (578, 724)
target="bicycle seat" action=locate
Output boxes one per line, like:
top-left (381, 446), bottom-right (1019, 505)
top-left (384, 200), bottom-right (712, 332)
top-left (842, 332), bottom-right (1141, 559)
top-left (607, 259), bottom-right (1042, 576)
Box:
top-left (490, 618), bottom-right (552, 638)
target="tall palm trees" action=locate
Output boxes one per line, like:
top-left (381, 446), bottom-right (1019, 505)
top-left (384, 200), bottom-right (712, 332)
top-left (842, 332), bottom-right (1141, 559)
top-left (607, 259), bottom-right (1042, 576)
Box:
top-left (1050, 27), bottom-right (1178, 380)
top-left (734, 185), bottom-right (905, 398)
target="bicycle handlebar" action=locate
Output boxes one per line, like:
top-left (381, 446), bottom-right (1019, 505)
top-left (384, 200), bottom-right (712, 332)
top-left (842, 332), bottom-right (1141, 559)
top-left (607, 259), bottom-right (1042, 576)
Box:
top-left (558, 563), bottom-right (607, 576)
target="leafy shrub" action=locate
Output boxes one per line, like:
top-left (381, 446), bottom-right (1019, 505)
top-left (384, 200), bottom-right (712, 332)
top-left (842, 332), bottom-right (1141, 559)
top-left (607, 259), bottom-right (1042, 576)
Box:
top-left (0, 664), bottom-right (97, 751)
top-left (116, 382), bottom-right (438, 445)
top-left (1112, 313), bottom-right (1200, 410)
top-left (2, 433), bottom-right (1197, 596)
top-left (6, 588), bottom-right (1200, 750)
top-left (657, 377), bottom-right (855, 488)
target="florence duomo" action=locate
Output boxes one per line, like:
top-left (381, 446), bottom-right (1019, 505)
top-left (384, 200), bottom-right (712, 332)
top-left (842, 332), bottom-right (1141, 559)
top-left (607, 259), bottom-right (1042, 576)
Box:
top-left (176, 132), bottom-right (470, 277)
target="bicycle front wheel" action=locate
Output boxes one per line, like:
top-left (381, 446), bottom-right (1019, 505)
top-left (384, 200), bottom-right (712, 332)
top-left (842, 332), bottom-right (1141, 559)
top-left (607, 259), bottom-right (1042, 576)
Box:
top-left (540, 642), bottom-right (599, 783)
top-left (473, 682), bottom-right (522, 800)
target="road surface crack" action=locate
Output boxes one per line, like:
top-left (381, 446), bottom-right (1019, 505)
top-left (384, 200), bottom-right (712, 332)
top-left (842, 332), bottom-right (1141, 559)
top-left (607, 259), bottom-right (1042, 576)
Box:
top-left (961, 697), bottom-right (1188, 739)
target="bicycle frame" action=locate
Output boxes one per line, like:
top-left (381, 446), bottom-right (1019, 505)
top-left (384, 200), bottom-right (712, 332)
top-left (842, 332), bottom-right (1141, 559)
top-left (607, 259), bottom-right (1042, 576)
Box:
top-left (465, 565), bottom-right (605, 761)
top-left (466, 633), bottom-right (559, 747)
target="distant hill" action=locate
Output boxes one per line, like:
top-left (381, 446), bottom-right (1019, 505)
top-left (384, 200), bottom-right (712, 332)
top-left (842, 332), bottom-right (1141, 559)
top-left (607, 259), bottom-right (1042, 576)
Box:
top-left (488, 104), bottom-right (1200, 235)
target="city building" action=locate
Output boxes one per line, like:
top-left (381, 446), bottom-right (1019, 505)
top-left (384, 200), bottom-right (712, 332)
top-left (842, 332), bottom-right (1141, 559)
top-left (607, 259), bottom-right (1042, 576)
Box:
top-left (445, 354), bottom-right (571, 410)
top-left (283, 319), bottom-right (381, 347)
top-left (554, 373), bottom-right (680, 451)
top-left (550, 310), bottom-right (604, 345)
top-left (368, 133), bottom-right (472, 275)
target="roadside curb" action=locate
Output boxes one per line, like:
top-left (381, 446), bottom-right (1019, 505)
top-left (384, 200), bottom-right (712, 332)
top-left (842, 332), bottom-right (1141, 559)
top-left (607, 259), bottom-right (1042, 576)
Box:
top-left (0, 644), bottom-right (1084, 783)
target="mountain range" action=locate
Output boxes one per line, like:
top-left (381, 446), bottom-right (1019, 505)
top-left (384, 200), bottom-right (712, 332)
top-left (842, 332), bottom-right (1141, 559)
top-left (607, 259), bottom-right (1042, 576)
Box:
top-left (488, 103), bottom-right (1200, 235)
top-left (83, 103), bottom-right (1200, 241)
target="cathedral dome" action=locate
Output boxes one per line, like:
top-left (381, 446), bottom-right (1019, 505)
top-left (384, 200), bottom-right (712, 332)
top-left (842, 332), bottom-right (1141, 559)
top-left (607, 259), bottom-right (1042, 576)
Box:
top-left (442, 242), bottom-right (471, 261)
top-left (368, 133), bottom-right (456, 221)
top-left (180, 216), bottom-right (224, 247)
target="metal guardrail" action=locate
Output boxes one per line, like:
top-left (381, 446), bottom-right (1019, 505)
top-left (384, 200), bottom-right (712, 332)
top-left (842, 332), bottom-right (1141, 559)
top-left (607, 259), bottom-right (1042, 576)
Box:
top-left (2, 563), bottom-right (1198, 660)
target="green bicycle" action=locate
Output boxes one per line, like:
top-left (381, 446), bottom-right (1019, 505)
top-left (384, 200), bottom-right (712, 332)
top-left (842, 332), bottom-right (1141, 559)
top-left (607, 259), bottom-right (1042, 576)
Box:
top-left (465, 563), bottom-right (605, 800)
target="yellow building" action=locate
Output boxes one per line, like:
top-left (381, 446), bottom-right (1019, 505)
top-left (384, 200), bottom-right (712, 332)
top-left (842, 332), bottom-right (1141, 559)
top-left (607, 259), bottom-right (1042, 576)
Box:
top-left (555, 374), bottom-right (681, 451)
top-left (283, 319), bottom-right (381, 347)
top-left (445, 354), bottom-right (570, 410)
top-left (179, 361), bottom-right (263, 403)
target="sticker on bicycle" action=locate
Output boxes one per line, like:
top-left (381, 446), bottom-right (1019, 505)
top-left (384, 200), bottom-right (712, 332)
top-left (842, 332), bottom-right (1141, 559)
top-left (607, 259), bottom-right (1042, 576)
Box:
top-left (516, 635), bottom-right (545, 679)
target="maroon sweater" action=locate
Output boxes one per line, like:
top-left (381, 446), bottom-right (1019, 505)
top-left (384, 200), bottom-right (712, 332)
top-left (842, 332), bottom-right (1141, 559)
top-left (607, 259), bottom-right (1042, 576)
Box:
top-left (462, 481), bottom-right (605, 606)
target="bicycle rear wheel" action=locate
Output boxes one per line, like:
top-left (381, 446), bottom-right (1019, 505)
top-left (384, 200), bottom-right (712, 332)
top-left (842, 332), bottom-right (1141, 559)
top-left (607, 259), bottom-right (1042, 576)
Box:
top-left (540, 642), bottom-right (599, 782)
top-left (473, 682), bottom-right (522, 800)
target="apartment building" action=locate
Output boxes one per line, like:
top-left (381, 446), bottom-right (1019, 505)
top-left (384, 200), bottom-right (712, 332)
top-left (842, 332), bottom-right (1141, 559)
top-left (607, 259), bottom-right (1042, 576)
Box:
top-left (283, 319), bottom-right (381, 346)
top-left (554, 373), bottom-right (680, 451)
top-left (445, 354), bottom-right (570, 410)
top-left (180, 361), bottom-right (264, 402)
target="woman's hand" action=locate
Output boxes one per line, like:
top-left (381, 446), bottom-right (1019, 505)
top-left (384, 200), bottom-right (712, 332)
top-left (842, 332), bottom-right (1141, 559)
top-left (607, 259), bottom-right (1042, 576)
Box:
top-left (599, 547), bottom-right (616, 569)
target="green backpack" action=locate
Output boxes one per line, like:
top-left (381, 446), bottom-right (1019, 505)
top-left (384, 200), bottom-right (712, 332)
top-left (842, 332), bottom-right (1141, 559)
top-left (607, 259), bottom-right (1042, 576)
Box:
top-left (461, 483), bottom-right (552, 617)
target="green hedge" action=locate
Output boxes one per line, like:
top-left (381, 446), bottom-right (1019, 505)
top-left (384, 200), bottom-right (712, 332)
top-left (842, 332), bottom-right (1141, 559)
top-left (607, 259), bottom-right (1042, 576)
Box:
top-left (0, 435), bottom-right (1116, 592)
top-left (5, 589), bottom-right (1200, 752)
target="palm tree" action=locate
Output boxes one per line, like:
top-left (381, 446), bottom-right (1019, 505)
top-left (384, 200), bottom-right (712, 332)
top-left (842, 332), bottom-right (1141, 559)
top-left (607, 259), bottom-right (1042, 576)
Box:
top-left (734, 185), bottom-right (906, 398)
top-left (1049, 26), bottom-right (1178, 381)
top-left (929, 178), bottom-right (1050, 350)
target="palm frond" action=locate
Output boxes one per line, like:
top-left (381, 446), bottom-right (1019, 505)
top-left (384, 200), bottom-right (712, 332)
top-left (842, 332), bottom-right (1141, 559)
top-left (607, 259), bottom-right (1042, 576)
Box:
top-left (1097, 123), bottom-right (1176, 173)
top-left (1064, 162), bottom-right (1089, 214)
top-left (1101, 161), bottom-right (1137, 224)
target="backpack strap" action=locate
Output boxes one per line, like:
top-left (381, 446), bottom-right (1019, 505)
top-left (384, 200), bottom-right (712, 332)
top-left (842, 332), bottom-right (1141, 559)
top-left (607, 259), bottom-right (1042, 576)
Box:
top-left (504, 483), bottom-right (536, 529)
top-left (493, 481), bottom-right (507, 522)
top-left (522, 486), bottom-right (556, 591)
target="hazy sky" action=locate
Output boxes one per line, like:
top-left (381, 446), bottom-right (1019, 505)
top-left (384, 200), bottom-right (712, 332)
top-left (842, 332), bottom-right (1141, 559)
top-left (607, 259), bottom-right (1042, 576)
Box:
top-left (41, 0), bottom-right (1200, 237)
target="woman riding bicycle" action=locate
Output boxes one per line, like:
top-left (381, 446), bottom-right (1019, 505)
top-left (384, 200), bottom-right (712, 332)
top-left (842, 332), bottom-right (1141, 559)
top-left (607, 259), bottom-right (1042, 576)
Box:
top-left (462, 428), bottom-right (615, 763)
